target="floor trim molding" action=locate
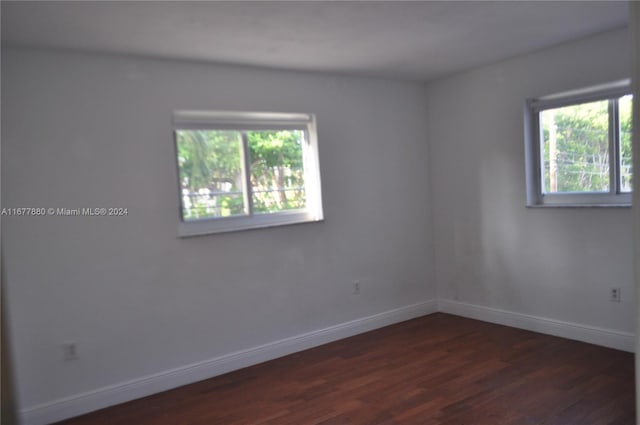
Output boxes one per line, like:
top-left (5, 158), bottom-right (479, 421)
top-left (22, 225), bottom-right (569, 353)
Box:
top-left (438, 299), bottom-right (635, 353)
top-left (21, 300), bottom-right (438, 425)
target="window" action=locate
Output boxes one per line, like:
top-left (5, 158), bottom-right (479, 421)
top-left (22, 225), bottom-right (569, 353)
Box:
top-left (525, 80), bottom-right (633, 206)
top-left (173, 110), bottom-right (323, 236)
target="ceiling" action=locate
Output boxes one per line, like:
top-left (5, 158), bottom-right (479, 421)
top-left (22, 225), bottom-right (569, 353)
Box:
top-left (1, 1), bottom-right (628, 81)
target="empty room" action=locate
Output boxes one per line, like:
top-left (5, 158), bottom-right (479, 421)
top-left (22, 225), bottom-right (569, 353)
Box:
top-left (2, 1), bottom-right (640, 424)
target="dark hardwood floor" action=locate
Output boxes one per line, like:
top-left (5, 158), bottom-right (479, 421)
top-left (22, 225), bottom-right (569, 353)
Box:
top-left (56, 313), bottom-right (635, 425)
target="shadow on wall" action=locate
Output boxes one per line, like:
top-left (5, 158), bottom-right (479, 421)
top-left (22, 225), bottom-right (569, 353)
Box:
top-left (479, 152), bottom-right (522, 309)
top-left (2, 257), bottom-right (19, 425)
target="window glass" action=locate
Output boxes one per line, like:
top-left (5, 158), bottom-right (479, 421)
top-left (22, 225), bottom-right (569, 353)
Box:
top-left (248, 130), bottom-right (307, 214)
top-left (176, 130), bottom-right (247, 220)
top-left (540, 100), bottom-right (610, 194)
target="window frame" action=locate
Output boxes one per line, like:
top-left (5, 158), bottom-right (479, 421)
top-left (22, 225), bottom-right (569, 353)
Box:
top-left (524, 80), bottom-right (632, 207)
top-left (173, 110), bottom-right (324, 236)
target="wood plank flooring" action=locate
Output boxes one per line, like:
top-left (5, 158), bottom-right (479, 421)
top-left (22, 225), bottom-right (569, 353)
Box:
top-left (56, 313), bottom-right (635, 425)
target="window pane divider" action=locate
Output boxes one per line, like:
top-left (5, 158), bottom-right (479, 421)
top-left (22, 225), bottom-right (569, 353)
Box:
top-left (612, 99), bottom-right (622, 194)
top-left (608, 99), bottom-right (617, 195)
top-left (240, 131), bottom-right (254, 216)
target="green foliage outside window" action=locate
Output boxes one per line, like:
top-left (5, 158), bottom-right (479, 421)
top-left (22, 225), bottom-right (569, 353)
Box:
top-left (541, 96), bottom-right (633, 194)
top-left (176, 129), bottom-right (306, 220)
top-left (248, 131), bottom-right (305, 213)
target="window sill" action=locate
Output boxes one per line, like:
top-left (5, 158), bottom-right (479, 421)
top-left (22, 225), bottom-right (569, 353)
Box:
top-left (526, 203), bottom-right (631, 208)
top-left (178, 210), bottom-right (323, 237)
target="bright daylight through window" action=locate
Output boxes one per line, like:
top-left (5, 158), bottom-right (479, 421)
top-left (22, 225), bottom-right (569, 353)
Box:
top-left (525, 81), bottom-right (633, 206)
top-left (173, 111), bottom-right (323, 236)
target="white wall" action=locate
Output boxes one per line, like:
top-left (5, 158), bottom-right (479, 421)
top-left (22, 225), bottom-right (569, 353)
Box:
top-left (426, 28), bottom-right (634, 334)
top-left (1, 48), bottom-right (436, 419)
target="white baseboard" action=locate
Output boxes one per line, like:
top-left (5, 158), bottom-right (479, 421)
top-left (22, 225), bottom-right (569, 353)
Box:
top-left (438, 299), bottom-right (635, 353)
top-left (20, 300), bottom-right (437, 425)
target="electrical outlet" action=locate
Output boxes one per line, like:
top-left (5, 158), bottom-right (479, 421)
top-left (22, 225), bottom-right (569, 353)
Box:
top-left (353, 280), bottom-right (361, 295)
top-left (610, 287), bottom-right (621, 302)
top-left (63, 342), bottom-right (78, 361)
